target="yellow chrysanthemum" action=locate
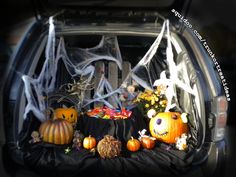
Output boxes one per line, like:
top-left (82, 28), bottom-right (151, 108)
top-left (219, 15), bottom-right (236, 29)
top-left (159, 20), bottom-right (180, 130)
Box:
top-left (154, 95), bottom-right (159, 102)
top-left (151, 99), bottom-right (155, 105)
top-left (160, 100), bottom-right (167, 106)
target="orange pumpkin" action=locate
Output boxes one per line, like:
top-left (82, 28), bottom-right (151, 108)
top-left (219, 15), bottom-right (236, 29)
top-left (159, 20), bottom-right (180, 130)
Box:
top-left (127, 137), bottom-right (141, 152)
top-left (39, 119), bottom-right (74, 145)
top-left (83, 135), bottom-right (97, 150)
top-left (54, 107), bottom-right (78, 125)
top-left (140, 137), bottom-right (156, 149)
top-left (149, 112), bottom-right (189, 144)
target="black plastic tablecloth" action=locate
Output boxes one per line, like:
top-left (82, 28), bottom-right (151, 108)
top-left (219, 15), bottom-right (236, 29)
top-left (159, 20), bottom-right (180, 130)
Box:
top-left (23, 108), bottom-right (195, 177)
top-left (77, 108), bottom-right (149, 142)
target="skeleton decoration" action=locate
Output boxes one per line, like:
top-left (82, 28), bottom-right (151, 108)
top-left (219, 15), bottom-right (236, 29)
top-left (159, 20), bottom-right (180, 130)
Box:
top-left (175, 133), bottom-right (189, 151)
top-left (28, 131), bottom-right (42, 144)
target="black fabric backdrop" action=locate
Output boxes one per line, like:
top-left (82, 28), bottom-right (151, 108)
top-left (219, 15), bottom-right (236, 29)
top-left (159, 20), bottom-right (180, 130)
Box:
top-left (22, 108), bottom-right (197, 177)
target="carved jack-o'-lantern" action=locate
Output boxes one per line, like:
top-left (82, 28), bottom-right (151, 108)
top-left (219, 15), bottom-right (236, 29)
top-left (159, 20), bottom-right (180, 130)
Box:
top-left (149, 112), bottom-right (189, 144)
top-left (54, 108), bottom-right (78, 125)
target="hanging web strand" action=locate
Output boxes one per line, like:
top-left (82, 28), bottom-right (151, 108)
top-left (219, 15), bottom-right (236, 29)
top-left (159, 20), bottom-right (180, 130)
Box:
top-left (121, 20), bottom-right (167, 91)
top-left (66, 35), bottom-right (122, 72)
top-left (86, 21), bottom-right (168, 109)
top-left (83, 74), bottom-right (122, 109)
top-left (22, 17), bottom-right (124, 122)
top-left (61, 35), bottom-right (123, 109)
top-left (60, 35), bottom-right (123, 108)
top-left (153, 20), bottom-right (195, 112)
top-left (22, 17), bottom-right (196, 122)
top-left (22, 17), bottom-right (57, 121)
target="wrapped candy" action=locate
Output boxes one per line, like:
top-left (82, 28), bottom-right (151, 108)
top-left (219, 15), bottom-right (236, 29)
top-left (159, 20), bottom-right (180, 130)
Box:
top-left (86, 106), bottom-right (132, 119)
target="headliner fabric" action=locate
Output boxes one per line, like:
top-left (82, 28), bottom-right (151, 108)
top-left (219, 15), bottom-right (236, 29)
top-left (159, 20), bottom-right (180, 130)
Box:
top-left (23, 108), bottom-right (196, 177)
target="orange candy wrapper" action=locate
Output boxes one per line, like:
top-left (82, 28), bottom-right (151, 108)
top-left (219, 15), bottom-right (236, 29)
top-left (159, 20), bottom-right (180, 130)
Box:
top-left (87, 107), bottom-right (132, 119)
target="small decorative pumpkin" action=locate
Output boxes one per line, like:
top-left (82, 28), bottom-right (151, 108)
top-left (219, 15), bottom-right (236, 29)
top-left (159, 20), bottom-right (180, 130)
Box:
top-left (83, 135), bottom-right (97, 150)
top-left (149, 112), bottom-right (189, 144)
top-left (127, 137), bottom-right (141, 152)
top-left (54, 107), bottom-right (78, 125)
top-left (97, 135), bottom-right (121, 159)
top-left (140, 137), bottom-right (156, 149)
top-left (39, 119), bottom-right (74, 145)
top-left (138, 129), bottom-right (156, 149)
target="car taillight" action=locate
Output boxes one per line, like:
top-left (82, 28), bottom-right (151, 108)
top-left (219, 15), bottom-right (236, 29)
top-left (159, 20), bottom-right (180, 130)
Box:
top-left (217, 96), bottom-right (228, 113)
top-left (212, 96), bottom-right (228, 142)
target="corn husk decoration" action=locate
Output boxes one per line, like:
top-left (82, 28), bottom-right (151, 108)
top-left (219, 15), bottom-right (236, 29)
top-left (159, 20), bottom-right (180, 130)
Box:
top-left (97, 135), bottom-right (121, 159)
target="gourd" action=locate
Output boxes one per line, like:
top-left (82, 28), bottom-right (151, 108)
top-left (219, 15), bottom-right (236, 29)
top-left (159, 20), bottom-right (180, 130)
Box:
top-left (83, 135), bottom-right (97, 150)
top-left (140, 137), bottom-right (155, 149)
top-left (39, 119), bottom-right (74, 145)
top-left (127, 137), bottom-right (141, 152)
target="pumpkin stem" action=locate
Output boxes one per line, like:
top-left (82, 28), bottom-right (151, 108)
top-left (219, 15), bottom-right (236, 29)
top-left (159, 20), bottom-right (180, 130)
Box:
top-left (62, 104), bottom-right (68, 108)
top-left (47, 107), bottom-right (55, 120)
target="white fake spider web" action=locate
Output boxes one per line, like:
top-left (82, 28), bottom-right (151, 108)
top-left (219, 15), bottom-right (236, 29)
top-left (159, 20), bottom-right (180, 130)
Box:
top-left (22, 17), bottom-right (195, 123)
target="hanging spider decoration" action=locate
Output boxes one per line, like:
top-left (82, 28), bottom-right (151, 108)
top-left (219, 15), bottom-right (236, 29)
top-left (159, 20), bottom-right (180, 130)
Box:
top-left (59, 76), bottom-right (95, 107)
top-left (66, 77), bottom-right (94, 95)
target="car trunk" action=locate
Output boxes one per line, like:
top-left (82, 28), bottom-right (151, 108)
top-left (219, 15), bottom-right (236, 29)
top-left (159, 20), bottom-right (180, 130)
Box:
top-left (2, 6), bottom-right (206, 177)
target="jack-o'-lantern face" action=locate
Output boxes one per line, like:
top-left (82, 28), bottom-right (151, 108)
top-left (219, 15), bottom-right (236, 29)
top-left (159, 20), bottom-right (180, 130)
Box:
top-left (54, 108), bottom-right (78, 125)
top-left (149, 112), bottom-right (189, 144)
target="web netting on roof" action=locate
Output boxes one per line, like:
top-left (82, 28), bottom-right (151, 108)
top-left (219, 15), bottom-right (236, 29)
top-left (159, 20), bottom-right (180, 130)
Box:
top-left (22, 17), bottom-right (123, 122)
top-left (22, 17), bottom-right (195, 123)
